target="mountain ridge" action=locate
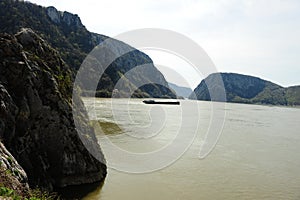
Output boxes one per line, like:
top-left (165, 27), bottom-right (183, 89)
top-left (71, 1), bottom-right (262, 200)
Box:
top-left (0, 0), bottom-right (176, 98)
top-left (190, 73), bottom-right (300, 106)
top-left (168, 82), bottom-right (193, 98)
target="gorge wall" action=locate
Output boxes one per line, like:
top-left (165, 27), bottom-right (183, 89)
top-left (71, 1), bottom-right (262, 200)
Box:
top-left (0, 29), bottom-right (106, 191)
top-left (0, 0), bottom-right (176, 98)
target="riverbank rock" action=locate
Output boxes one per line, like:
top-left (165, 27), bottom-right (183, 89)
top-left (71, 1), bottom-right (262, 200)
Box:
top-left (0, 142), bottom-right (29, 196)
top-left (0, 28), bottom-right (106, 191)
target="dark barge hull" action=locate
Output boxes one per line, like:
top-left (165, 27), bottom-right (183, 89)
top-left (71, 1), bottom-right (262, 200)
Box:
top-left (143, 100), bottom-right (180, 105)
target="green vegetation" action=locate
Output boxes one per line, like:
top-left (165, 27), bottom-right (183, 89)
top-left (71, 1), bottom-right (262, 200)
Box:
top-left (0, 186), bottom-right (58, 200)
top-left (251, 83), bottom-right (287, 105)
top-left (286, 86), bottom-right (300, 106)
top-left (90, 120), bottom-right (123, 135)
top-left (0, 186), bottom-right (16, 199)
top-left (56, 73), bottom-right (72, 98)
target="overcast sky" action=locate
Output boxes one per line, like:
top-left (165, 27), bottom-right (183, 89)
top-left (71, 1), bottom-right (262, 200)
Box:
top-left (29, 0), bottom-right (300, 88)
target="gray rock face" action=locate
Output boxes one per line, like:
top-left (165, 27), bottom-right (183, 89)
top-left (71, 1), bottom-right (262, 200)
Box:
top-left (0, 28), bottom-right (106, 190)
top-left (46, 6), bottom-right (62, 24)
top-left (0, 84), bottom-right (18, 144)
top-left (46, 6), bottom-right (83, 27)
top-left (62, 12), bottom-right (82, 27)
top-left (0, 141), bottom-right (29, 194)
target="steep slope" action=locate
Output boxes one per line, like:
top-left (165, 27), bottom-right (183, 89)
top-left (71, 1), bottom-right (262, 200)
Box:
top-left (286, 86), bottom-right (300, 105)
top-left (190, 73), bottom-right (298, 105)
top-left (168, 82), bottom-right (193, 98)
top-left (0, 0), bottom-right (175, 98)
top-left (0, 29), bottom-right (106, 190)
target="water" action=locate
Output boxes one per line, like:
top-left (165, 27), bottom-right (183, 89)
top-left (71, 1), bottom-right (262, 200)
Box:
top-left (82, 98), bottom-right (300, 200)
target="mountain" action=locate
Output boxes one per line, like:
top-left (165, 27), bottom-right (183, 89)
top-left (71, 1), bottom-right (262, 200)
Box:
top-left (0, 29), bottom-right (106, 192)
top-left (0, 0), bottom-right (176, 98)
top-left (168, 82), bottom-right (193, 98)
top-left (190, 73), bottom-right (300, 106)
top-left (286, 86), bottom-right (300, 105)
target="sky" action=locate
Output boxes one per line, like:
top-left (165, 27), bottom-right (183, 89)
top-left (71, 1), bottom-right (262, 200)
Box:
top-left (28, 0), bottom-right (300, 89)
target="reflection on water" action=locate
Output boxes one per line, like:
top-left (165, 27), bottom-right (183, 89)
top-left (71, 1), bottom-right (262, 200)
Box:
top-left (57, 181), bottom-right (104, 200)
top-left (82, 98), bottom-right (300, 200)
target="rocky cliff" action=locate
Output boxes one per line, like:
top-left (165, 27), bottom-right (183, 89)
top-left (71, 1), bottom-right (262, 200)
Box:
top-left (0, 29), bottom-right (106, 191)
top-left (0, 0), bottom-right (176, 98)
top-left (46, 6), bottom-right (83, 27)
top-left (190, 73), bottom-right (300, 106)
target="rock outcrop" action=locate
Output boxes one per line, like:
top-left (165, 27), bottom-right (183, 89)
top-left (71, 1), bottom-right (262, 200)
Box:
top-left (46, 6), bottom-right (84, 28)
top-left (0, 28), bottom-right (106, 190)
top-left (0, 141), bottom-right (29, 196)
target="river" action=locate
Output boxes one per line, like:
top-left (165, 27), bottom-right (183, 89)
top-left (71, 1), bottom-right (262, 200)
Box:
top-left (81, 98), bottom-right (300, 200)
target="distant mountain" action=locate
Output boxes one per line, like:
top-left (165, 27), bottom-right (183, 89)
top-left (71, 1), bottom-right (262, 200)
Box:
top-left (0, 0), bottom-right (176, 98)
top-left (189, 73), bottom-right (300, 106)
top-left (286, 86), bottom-right (300, 105)
top-left (168, 82), bottom-right (193, 98)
